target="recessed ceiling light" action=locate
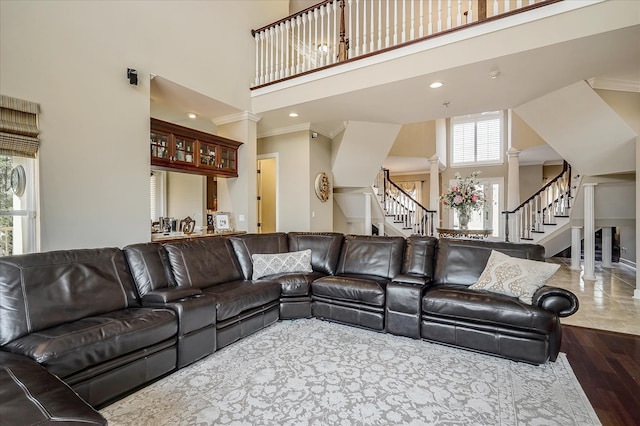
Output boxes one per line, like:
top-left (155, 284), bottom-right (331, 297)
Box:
top-left (289, 112), bottom-right (299, 117)
top-left (429, 81), bottom-right (444, 89)
top-left (187, 113), bottom-right (197, 119)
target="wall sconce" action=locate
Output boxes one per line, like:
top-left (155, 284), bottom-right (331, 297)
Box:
top-left (127, 68), bottom-right (138, 85)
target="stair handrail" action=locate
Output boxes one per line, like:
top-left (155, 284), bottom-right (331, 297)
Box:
top-left (375, 168), bottom-right (437, 236)
top-left (502, 161), bottom-right (572, 242)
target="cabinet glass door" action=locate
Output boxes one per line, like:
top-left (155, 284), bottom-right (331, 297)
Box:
top-left (199, 142), bottom-right (217, 169)
top-left (174, 137), bottom-right (195, 165)
top-left (150, 132), bottom-right (169, 161)
top-left (220, 146), bottom-right (236, 171)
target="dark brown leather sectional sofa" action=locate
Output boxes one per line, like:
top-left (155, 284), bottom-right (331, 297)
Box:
top-left (0, 233), bottom-right (579, 424)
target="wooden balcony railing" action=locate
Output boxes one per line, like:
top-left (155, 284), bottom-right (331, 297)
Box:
top-left (251, 0), bottom-right (558, 88)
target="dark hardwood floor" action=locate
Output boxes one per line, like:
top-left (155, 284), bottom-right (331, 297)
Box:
top-left (561, 325), bottom-right (640, 426)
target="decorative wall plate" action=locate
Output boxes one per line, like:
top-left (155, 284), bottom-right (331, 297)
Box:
top-left (11, 165), bottom-right (26, 197)
top-left (314, 172), bottom-right (330, 202)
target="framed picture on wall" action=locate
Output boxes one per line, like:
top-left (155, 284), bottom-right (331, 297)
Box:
top-left (213, 212), bottom-right (233, 233)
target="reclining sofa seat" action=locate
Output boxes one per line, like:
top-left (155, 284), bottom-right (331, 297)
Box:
top-left (0, 248), bottom-right (178, 407)
top-left (229, 232), bottom-right (344, 319)
top-left (123, 242), bottom-right (218, 368)
top-left (311, 235), bottom-right (406, 330)
top-left (387, 235), bottom-right (438, 338)
top-left (162, 237), bottom-right (281, 349)
top-left (421, 238), bottom-right (579, 364)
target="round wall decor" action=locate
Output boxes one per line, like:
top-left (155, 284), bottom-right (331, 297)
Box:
top-left (11, 165), bottom-right (26, 197)
top-left (314, 172), bottom-right (330, 202)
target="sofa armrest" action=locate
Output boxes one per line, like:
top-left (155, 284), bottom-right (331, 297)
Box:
top-left (142, 287), bottom-right (202, 304)
top-left (532, 286), bottom-right (579, 317)
top-left (392, 273), bottom-right (431, 287)
top-left (0, 351), bottom-right (107, 425)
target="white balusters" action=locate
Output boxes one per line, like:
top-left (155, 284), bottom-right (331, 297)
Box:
top-left (385, 0), bottom-right (390, 47)
top-left (251, 0), bottom-right (546, 87)
top-left (419, 1), bottom-right (424, 37)
top-left (377, 0), bottom-right (382, 50)
top-left (393, 0), bottom-right (398, 45)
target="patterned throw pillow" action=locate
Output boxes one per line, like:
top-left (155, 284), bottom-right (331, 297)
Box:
top-left (251, 249), bottom-right (313, 280)
top-left (469, 250), bottom-right (560, 304)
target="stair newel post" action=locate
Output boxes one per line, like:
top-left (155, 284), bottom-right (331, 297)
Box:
top-left (503, 211), bottom-right (510, 242)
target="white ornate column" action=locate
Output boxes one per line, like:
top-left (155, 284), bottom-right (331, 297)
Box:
top-left (601, 227), bottom-right (612, 268)
top-left (507, 147), bottom-right (521, 209)
top-left (570, 226), bottom-right (582, 271)
top-left (636, 136), bottom-right (640, 299)
top-left (429, 154), bottom-right (440, 227)
top-left (506, 147), bottom-right (521, 242)
top-left (583, 183), bottom-right (597, 281)
top-left (214, 112), bottom-right (261, 233)
top-left (364, 192), bottom-right (372, 235)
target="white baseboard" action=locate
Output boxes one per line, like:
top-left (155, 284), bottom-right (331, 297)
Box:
top-left (619, 258), bottom-right (636, 269)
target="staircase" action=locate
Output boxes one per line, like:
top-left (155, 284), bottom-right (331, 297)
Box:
top-left (503, 162), bottom-right (583, 257)
top-left (373, 169), bottom-right (436, 237)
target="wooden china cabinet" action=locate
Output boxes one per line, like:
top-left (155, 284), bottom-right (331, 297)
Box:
top-left (150, 118), bottom-right (242, 177)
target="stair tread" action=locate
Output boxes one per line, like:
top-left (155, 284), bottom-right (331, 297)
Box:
top-left (554, 215), bottom-right (570, 218)
top-left (531, 230), bottom-right (545, 234)
top-left (542, 223), bottom-right (557, 226)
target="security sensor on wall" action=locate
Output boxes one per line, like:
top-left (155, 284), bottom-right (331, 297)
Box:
top-left (311, 132), bottom-right (318, 139)
top-left (127, 68), bottom-right (138, 85)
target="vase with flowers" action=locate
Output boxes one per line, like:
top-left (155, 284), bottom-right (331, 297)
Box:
top-left (440, 171), bottom-right (485, 229)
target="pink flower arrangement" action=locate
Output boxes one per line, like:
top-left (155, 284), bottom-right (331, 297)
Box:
top-left (440, 171), bottom-right (485, 216)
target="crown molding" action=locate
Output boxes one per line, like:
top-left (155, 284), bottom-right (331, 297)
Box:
top-left (213, 111), bottom-right (262, 126)
top-left (588, 77), bottom-right (640, 93)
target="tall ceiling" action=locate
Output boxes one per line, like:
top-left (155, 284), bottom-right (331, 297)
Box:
top-left (152, 0), bottom-right (640, 171)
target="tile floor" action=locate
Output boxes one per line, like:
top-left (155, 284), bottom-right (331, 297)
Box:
top-left (546, 257), bottom-right (640, 336)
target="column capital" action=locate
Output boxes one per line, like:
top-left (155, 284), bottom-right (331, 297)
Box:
top-left (213, 111), bottom-right (261, 126)
top-left (507, 147), bottom-right (521, 157)
top-left (429, 154), bottom-right (439, 164)
top-left (583, 182), bottom-right (598, 187)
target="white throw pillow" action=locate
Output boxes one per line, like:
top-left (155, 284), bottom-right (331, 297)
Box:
top-left (469, 250), bottom-right (560, 304)
top-left (251, 249), bottom-right (313, 280)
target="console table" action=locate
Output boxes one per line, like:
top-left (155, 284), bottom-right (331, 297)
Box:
top-left (437, 228), bottom-right (492, 240)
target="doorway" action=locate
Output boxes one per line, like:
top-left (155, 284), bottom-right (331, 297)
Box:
top-left (257, 156), bottom-right (277, 233)
top-left (449, 176), bottom-right (503, 238)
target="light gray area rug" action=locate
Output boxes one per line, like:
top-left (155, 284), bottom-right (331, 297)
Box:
top-left (101, 319), bottom-right (600, 425)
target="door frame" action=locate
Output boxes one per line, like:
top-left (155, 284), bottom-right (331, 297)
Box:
top-left (257, 153), bottom-right (279, 232)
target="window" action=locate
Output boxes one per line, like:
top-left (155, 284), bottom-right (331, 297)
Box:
top-left (0, 95), bottom-right (40, 256)
top-left (150, 170), bottom-right (166, 222)
top-left (451, 111), bottom-right (503, 166)
top-left (0, 156), bottom-right (38, 255)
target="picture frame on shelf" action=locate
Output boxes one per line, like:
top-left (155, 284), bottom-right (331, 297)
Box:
top-left (213, 212), bottom-right (233, 233)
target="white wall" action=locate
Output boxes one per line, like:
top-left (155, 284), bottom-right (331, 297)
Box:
top-left (0, 0), bottom-right (287, 250)
top-left (259, 131), bottom-right (311, 232)
top-left (309, 133), bottom-right (333, 231)
top-left (166, 172), bottom-right (205, 228)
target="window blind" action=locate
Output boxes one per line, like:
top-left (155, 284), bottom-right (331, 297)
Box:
top-left (0, 95), bottom-right (40, 158)
top-left (451, 111), bottom-right (502, 165)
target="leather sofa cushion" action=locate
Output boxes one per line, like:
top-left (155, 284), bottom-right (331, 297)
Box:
top-left (124, 242), bottom-right (176, 295)
top-left (202, 280), bottom-right (281, 322)
top-left (3, 308), bottom-right (177, 378)
top-left (312, 276), bottom-right (385, 307)
top-left (288, 232), bottom-right (344, 275)
top-left (402, 236), bottom-right (437, 279)
top-left (164, 238), bottom-right (244, 288)
top-left (433, 239), bottom-right (545, 286)
top-left (0, 351), bottom-right (107, 425)
top-left (229, 233), bottom-right (289, 280)
top-left (0, 248), bottom-right (140, 346)
top-left (336, 235), bottom-right (405, 279)
top-left (422, 285), bottom-right (556, 332)
top-left (266, 271), bottom-right (325, 296)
